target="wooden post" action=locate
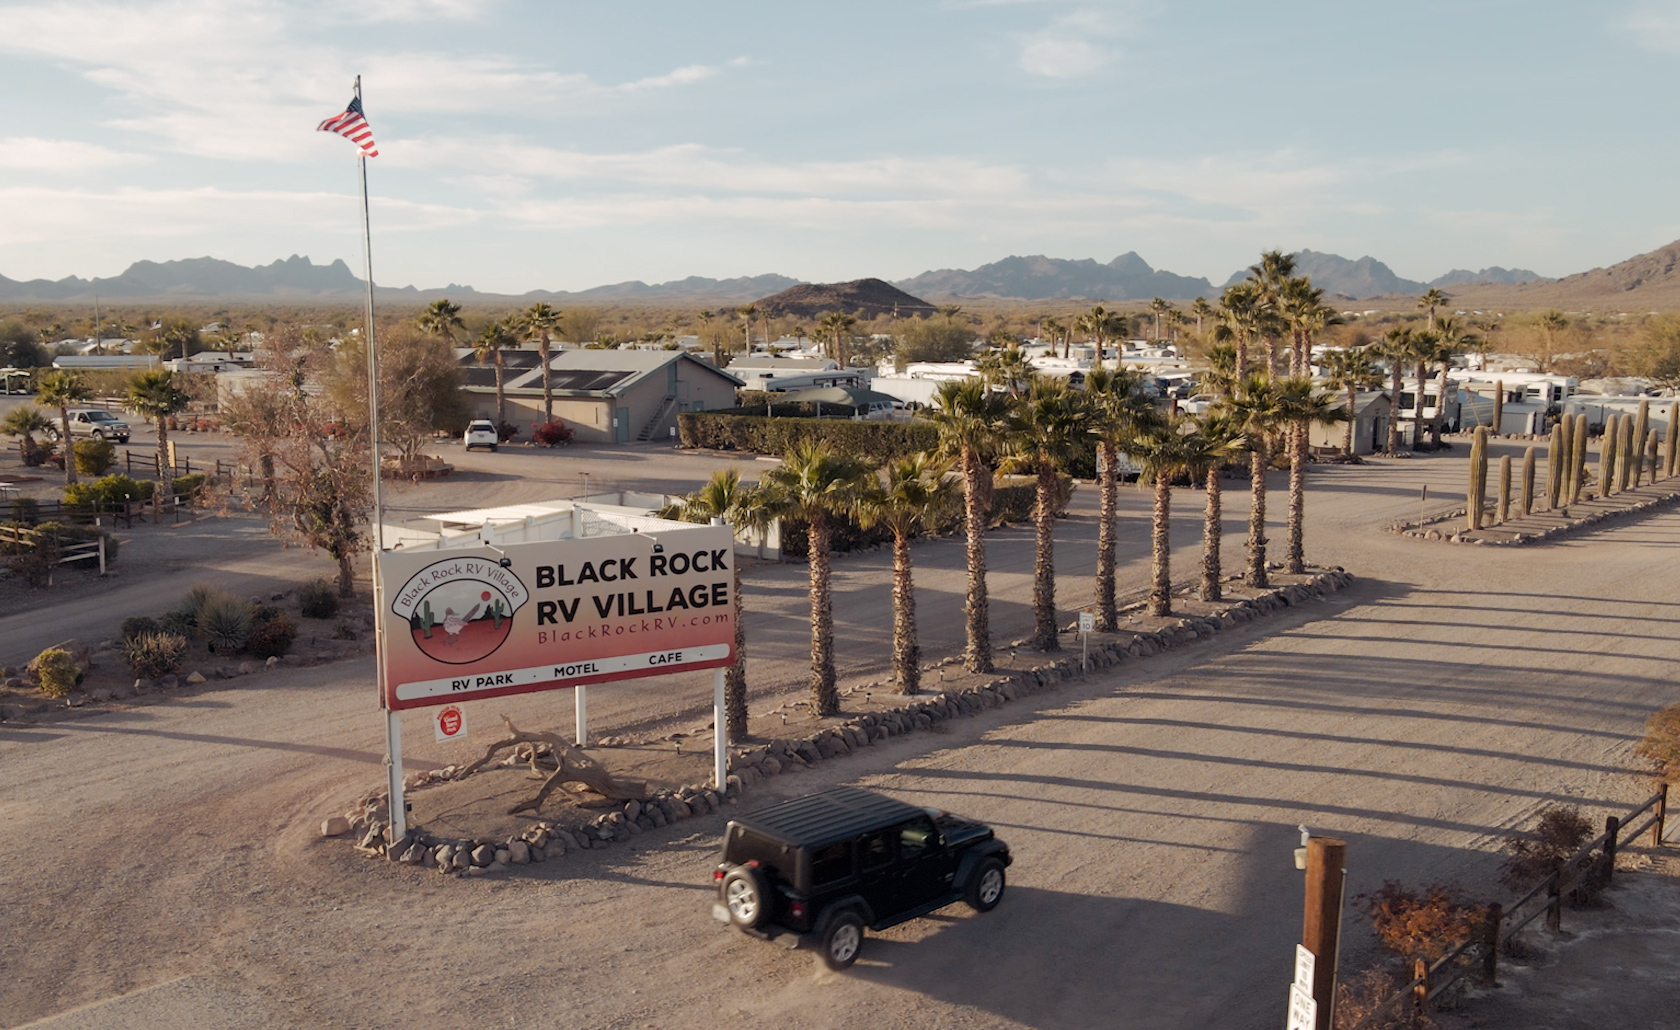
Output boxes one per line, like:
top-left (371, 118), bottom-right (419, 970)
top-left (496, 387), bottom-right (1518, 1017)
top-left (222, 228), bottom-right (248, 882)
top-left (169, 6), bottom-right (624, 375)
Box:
top-left (1655, 783), bottom-right (1669, 847)
top-left (1412, 957), bottom-right (1429, 1016)
top-left (1481, 902), bottom-right (1502, 985)
top-left (1301, 836), bottom-right (1347, 1030)
top-left (1603, 815), bottom-right (1619, 885)
top-left (1545, 875), bottom-right (1562, 932)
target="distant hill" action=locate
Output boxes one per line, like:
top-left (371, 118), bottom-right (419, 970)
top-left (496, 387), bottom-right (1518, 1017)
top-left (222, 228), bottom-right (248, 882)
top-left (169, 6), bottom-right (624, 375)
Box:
top-left (895, 253), bottom-right (1212, 301)
top-left (753, 278), bottom-right (936, 319)
top-left (1429, 266), bottom-right (1550, 289)
top-left (528, 273), bottom-right (801, 304)
top-left (1442, 238), bottom-right (1680, 311)
top-left (1223, 250), bottom-right (1427, 299)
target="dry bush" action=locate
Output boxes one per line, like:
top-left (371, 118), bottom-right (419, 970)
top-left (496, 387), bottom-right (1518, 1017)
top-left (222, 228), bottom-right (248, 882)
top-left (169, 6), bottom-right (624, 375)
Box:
top-left (1634, 704), bottom-right (1680, 783)
top-left (1333, 966), bottom-right (1432, 1030)
top-left (1357, 881), bottom-right (1484, 963)
top-left (1499, 805), bottom-right (1596, 903)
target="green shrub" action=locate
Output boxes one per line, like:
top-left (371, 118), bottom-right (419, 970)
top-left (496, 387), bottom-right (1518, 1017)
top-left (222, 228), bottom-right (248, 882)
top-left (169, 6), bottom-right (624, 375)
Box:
top-left (246, 611), bottom-right (297, 658)
top-left (19, 438), bottom-right (50, 467)
top-left (198, 595), bottom-right (251, 652)
top-left (171, 473), bottom-right (207, 500)
top-left (299, 579), bottom-right (340, 619)
top-left (8, 496), bottom-right (39, 523)
top-left (73, 438), bottom-right (116, 476)
top-left (121, 615), bottom-right (161, 641)
top-left (64, 473), bottom-right (153, 511)
top-left (180, 584), bottom-right (224, 626)
top-left (33, 647), bottom-right (80, 697)
top-left (160, 610), bottom-right (195, 636)
top-left (677, 412), bottom-right (937, 461)
top-left (121, 632), bottom-right (188, 679)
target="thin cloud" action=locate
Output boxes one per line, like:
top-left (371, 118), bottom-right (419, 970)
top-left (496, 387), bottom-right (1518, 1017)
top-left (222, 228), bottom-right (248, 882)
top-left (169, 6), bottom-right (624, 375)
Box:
top-left (0, 137), bottom-right (144, 171)
top-left (1016, 4), bottom-right (1143, 78)
top-left (1615, 3), bottom-right (1680, 51)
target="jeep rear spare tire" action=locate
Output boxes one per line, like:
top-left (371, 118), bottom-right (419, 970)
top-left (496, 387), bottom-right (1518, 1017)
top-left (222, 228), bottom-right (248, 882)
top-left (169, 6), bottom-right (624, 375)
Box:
top-left (820, 910), bottom-right (863, 970)
top-left (722, 866), bottom-right (768, 929)
top-left (964, 856), bottom-right (1006, 912)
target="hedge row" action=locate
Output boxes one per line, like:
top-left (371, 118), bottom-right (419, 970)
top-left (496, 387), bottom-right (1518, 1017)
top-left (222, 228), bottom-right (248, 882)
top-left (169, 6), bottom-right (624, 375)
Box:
top-left (677, 412), bottom-right (938, 461)
top-left (780, 474), bottom-right (1075, 559)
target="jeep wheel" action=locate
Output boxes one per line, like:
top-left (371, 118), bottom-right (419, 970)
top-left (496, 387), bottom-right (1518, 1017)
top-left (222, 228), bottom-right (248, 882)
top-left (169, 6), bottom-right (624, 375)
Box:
top-left (722, 866), bottom-right (768, 929)
top-left (820, 911), bottom-right (863, 970)
top-left (964, 857), bottom-right (1006, 912)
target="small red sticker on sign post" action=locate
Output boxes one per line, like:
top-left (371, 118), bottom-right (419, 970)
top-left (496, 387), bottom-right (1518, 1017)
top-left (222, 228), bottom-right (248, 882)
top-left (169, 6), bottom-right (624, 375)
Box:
top-left (435, 704), bottom-right (465, 743)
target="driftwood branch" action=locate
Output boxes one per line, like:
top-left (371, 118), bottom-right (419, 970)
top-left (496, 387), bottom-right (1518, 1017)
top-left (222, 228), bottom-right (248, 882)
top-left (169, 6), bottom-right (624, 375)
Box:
top-left (455, 716), bottom-right (646, 814)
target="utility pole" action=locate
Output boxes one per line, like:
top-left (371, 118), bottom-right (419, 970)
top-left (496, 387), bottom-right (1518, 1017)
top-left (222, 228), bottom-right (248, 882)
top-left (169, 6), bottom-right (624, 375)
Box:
top-left (1301, 836), bottom-right (1347, 1030)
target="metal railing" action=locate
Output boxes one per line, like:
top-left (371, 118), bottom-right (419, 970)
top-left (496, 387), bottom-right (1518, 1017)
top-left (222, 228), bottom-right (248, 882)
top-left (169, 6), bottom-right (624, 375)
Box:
top-left (1347, 785), bottom-right (1669, 1030)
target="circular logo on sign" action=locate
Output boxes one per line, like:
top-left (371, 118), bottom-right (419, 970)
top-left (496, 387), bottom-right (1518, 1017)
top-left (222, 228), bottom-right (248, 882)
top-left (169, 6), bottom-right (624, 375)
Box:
top-left (438, 707), bottom-right (463, 737)
top-left (391, 556), bottom-right (530, 667)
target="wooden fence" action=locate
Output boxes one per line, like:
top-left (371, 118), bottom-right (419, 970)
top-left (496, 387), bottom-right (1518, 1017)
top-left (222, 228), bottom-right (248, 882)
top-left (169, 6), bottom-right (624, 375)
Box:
top-left (0, 522), bottom-right (107, 574)
top-left (1346, 785), bottom-right (1669, 1029)
top-left (1, 493), bottom-right (190, 528)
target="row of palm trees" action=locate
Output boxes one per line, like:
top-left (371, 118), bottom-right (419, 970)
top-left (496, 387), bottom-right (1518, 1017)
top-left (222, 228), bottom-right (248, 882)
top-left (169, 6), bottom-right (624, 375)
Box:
top-left (8, 368), bottom-right (195, 503)
top-left (670, 363), bottom-right (1342, 737)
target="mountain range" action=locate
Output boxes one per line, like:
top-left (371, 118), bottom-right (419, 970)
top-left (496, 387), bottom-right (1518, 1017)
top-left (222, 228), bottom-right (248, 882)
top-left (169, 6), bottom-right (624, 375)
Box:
top-left (895, 253), bottom-right (1214, 302)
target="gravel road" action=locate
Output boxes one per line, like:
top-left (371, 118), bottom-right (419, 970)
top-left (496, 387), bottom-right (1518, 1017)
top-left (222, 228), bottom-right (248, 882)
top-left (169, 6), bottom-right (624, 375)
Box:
top-left (3, 445), bottom-right (1673, 1029)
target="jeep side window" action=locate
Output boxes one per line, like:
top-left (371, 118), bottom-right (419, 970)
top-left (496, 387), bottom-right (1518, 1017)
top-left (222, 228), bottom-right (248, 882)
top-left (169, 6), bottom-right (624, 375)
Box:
top-left (858, 831), bottom-right (894, 872)
top-left (899, 816), bottom-right (937, 859)
top-left (808, 841), bottom-right (853, 886)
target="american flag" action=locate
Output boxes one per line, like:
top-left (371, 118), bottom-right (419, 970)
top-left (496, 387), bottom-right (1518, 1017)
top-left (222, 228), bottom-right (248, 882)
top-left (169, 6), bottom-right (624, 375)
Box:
top-left (317, 94), bottom-right (379, 157)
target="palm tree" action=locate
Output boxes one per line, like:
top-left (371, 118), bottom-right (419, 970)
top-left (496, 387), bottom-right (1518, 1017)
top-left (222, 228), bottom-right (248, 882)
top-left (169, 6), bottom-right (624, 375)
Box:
top-left (977, 344), bottom-right (1035, 398)
top-left (417, 299), bottom-right (465, 344)
top-left (1190, 297), bottom-right (1213, 336)
top-left (817, 310), bottom-right (858, 367)
top-left (1376, 327), bottom-right (1415, 455)
top-left (1149, 297), bottom-right (1172, 341)
top-left (1246, 250), bottom-right (1296, 376)
top-left (1010, 378), bottom-right (1093, 650)
top-left (1429, 317), bottom-right (1474, 447)
top-left (675, 468), bottom-right (772, 739)
top-left (126, 370), bottom-right (192, 506)
top-left (922, 379), bottom-right (1010, 672)
top-left (856, 454), bottom-right (957, 695)
top-left (1278, 378), bottom-right (1347, 574)
top-left (1200, 341), bottom-right (1239, 399)
top-left (1418, 287), bottom-right (1449, 331)
top-left (36, 370), bottom-right (90, 485)
top-left (1, 405), bottom-right (53, 460)
top-left (1216, 281), bottom-right (1265, 381)
top-left (1219, 375), bottom-right (1285, 588)
top-left (1131, 418), bottom-right (1196, 616)
top-left (1086, 366), bottom-right (1161, 630)
top-left (698, 309), bottom-right (724, 368)
top-left (521, 302), bottom-right (561, 422)
top-left (1409, 329), bottom-right (1439, 451)
top-left (1190, 412), bottom-right (1244, 601)
top-left (472, 320), bottom-right (517, 422)
top-left (1279, 277), bottom-right (1332, 376)
top-left (737, 304), bottom-right (760, 353)
top-left (937, 305), bottom-right (963, 326)
top-left (1322, 348), bottom-right (1382, 456)
top-left (759, 441), bottom-right (874, 716)
top-left (1041, 315), bottom-right (1068, 359)
top-left (1078, 305), bottom-right (1118, 368)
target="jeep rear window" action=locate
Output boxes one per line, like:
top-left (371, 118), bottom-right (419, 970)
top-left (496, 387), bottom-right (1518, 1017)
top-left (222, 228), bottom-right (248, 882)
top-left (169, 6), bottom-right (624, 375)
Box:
top-left (807, 841), bottom-right (853, 887)
top-left (724, 826), bottom-right (790, 871)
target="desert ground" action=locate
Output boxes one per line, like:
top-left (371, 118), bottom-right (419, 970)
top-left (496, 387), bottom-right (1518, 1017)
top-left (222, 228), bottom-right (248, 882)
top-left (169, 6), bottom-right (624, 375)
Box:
top-left (2, 425), bottom-right (1675, 1030)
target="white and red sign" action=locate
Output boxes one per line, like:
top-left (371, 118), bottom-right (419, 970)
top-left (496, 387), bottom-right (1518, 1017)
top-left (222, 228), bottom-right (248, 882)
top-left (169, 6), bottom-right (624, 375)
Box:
top-left (378, 525), bottom-right (737, 711)
top-left (434, 704), bottom-right (466, 742)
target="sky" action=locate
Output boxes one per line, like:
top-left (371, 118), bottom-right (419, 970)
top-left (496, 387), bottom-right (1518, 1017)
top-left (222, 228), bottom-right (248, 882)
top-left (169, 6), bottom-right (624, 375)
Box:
top-left (3, 0), bottom-right (1680, 295)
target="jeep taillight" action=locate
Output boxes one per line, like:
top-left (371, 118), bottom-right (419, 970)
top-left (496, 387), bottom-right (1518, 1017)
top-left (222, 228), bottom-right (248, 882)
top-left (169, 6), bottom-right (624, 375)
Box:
top-left (713, 867), bottom-right (727, 881)
top-left (790, 902), bottom-right (806, 920)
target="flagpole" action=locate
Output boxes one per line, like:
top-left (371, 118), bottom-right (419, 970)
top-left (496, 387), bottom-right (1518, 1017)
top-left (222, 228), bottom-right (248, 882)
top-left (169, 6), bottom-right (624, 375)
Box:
top-left (353, 74), bottom-right (405, 846)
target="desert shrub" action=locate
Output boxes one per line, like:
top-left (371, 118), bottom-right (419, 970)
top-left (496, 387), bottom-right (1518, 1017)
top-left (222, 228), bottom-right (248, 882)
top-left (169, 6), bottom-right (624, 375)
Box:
top-left (299, 579), bottom-right (340, 619)
top-left (494, 419), bottom-right (521, 442)
top-left (121, 615), bottom-right (161, 641)
top-left (1634, 704), bottom-right (1680, 783)
top-left (1499, 805), bottom-right (1597, 902)
top-left (1357, 881), bottom-right (1484, 963)
top-left (160, 610), bottom-right (195, 636)
top-left (245, 611), bottom-right (297, 658)
top-left (4, 525), bottom-right (59, 587)
top-left (531, 419), bottom-right (573, 446)
top-left (677, 412), bottom-right (938, 461)
top-left (171, 473), bottom-right (207, 500)
top-left (32, 647), bottom-right (80, 698)
top-left (1332, 966), bottom-right (1430, 1030)
top-left (64, 473), bottom-right (153, 511)
top-left (198, 594), bottom-right (252, 652)
top-left (121, 632), bottom-right (188, 679)
top-left (20, 438), bottom-right (50, 467)
top-left (8, 496), bottom-right (39, 523)
top-left (333, 620), bottom-right (358, 640)
top-left (73, 437), bottom-right (116, 476)
top-left (180, 584), bottom-right (225, 626)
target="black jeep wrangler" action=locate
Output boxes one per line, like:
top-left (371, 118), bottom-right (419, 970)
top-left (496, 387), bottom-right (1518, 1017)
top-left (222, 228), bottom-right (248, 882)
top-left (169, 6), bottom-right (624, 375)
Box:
top-left (711, 786), bottom-right (1011, 969)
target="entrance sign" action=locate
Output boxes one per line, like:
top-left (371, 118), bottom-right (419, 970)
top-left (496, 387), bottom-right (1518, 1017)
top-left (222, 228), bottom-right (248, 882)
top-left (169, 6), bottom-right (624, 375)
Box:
top-left (434, 704), bottom-right (467, 742)
top-left (378, 524), bottom-right (736, 711)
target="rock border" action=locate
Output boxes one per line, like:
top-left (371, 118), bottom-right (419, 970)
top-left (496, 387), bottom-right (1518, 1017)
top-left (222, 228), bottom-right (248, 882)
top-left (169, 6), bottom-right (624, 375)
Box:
top-left (331, 568), bottom-right (1357, 877)
top-left (1388, 484), bottom-right (1680, 546)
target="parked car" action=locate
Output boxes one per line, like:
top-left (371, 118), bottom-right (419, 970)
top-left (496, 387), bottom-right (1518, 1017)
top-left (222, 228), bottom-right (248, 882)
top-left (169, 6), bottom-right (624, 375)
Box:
top-left (463, 419), bottom-right (499, 451)
top-left (49, 408), bottom-right (131, 443)
top-left (712, 786), bottom-right (1012, 970)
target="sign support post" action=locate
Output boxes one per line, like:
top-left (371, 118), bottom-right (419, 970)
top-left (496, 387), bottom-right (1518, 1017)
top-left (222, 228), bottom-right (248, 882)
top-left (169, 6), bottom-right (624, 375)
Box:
top-left (575, 684), bottom-right (588, 747)
top-left (713, 667), bottom-right (727, 790)
top-left (1079, 610), bottom-right (1094, 672)
top-left (1302, 836), bottom-right (1347, 1030)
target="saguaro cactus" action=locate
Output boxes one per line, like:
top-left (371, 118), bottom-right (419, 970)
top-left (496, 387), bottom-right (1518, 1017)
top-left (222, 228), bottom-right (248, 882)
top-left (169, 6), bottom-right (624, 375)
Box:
top-left (1468, 426), bottom-right (1489, 531)
top-left (1667, 403), bottom-right (1679, 479)
top-left (1492, 379), bottom-right (1505, 436)
top-left (1570, 414), bottom-right (1589, 504)
top-left (1634, 400), bottom-right (1651, 487)
top-left (1497, 454), bottom-right (1512, 523)
top-left (1545, 425), bottom-right (1562, 509)
top-left (1522, 446), bottom-right (1536, 516)
top-left (1618, 414), bottom-right (1636, 493)
top-left (1599, 416), bottom-right (1618, 497)
top-left (1648, 430), bottom-right (1661, 489)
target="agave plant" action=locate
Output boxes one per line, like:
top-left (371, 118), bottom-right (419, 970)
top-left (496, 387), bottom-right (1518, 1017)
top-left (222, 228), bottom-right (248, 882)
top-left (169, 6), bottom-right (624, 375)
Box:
top-left (198, 595), bottom-right (252, 653)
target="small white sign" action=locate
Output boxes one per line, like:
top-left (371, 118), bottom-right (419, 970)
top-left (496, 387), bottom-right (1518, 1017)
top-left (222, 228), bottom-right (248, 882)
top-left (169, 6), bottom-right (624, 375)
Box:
top-left (1287, 982), bottom-right (1317, 1030)
top-left (1294, 944), bottom-right (1316, 992)
top-left (434, 704), bottom-right (467, 743)
top-left (1079, 611), bottom-right (1094, 634)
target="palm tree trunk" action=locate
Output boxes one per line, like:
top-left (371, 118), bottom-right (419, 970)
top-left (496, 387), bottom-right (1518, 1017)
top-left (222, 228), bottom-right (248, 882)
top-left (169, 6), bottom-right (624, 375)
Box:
top-left (1032, 453), bottom-right (1059, 652)
top-left (59, 407), bottom-right (76, 486)
top-left (1148, 473), bottom-right (1172, 617)
top-left (1387, 365), bottom-right (1403, 454)
top-left (1235, 338), bottom-right (1248, 382)
top-left (892, 528), bottom-right (920, 694)
top-left (1200, 466), bottom-right (1222, 601)
top-left (1411, 361), bottom-right (1428, 450)
top-left (540, 334), bottom-right (553, 423)
top-left (1264, 336), bottom-right (1278, 378)
top-left (1343, 385), bottom-right (1356, 456)
top-left (1430, 365), bottom-right (1447, 448)
top-left (725, 561), bottom-right (748, 739)
top-left (808, 512), bottom-right (837, 715)
top-left (1246, 441), bottom-right (1269, 588)
top-left (494, 354), bottom-right (506, 424)
top-left (156, 418), bottom-right (173, 508)
top-left (962, 447), bottom-right (993, 673)
top-left (1286, 422), bottom-right (1307, 574)
top-left (1096, 439), bottom-right (1119, 631)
